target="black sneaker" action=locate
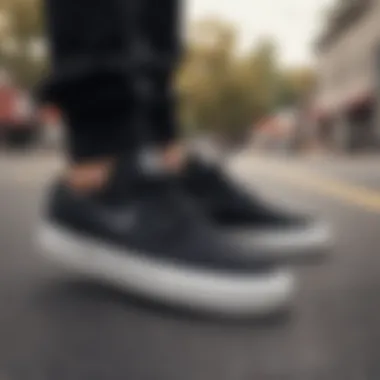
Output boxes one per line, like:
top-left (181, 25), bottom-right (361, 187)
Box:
top-left (36, 155), bottom-right (294, 316)
top-left (181, 158), bottom-right (332, 261)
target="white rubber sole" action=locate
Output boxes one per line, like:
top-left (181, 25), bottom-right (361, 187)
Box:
top-left (229, 222), bottom-right (333, 260)
top-left (36, 223), bottom-right (295, 316)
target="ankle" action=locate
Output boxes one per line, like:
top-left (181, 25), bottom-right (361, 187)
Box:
top-left (162, 143), bottom-right (187, 173)
top-left (65, 158), bottom-right (114, 193)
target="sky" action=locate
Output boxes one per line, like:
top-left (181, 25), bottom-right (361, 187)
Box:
top-left (186, 0), bottom-right (334, 66)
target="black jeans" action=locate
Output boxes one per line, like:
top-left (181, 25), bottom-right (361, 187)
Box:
top-left (42, 0), bottom-right (181, 161)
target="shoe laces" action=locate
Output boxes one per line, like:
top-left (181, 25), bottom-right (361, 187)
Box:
top-left (105, 155), bottom-right (208, 240)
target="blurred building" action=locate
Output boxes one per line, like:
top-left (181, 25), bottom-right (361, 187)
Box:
top-left (0, 69), bottom-right (63, 150)
top-left (0, 70), bottom-right (40, 148)
top-left (252, 108), bottom-right (300, 153)
top-left (314, 0), bottom-right (380, 152)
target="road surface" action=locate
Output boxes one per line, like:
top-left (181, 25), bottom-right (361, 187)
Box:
top-left (1, 151), bottom-right (380, 379)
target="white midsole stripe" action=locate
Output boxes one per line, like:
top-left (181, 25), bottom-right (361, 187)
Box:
top-left (36, 223), bottom-right (295, 315)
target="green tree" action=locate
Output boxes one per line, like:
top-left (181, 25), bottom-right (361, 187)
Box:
top-left (277, 67), bottom-right (316, 107)
top-left (178, 18), bottom-right (238, 136)
top-left (178, 24), bottom-right (281, 140)
top-left (0, 0), bottom-right (45, 88)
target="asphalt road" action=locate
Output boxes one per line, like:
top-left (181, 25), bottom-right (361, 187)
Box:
top-left (1, 151), bottom-right (380, 380)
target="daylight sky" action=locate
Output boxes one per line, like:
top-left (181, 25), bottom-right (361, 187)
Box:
top-left (186, 0), bottom-right (334, 66)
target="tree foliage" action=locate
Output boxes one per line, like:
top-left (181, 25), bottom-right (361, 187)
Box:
top-left (178, 18), bottom-right (315, 140)
top-left (0, 0), bottom-right (45, 88)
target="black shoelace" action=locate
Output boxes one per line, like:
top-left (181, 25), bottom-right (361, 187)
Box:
top-left (104, 155), bottom-right (209, 242)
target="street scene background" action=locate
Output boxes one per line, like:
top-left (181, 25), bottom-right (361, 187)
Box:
top-left (2, 0), bottom-right (380, 379)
